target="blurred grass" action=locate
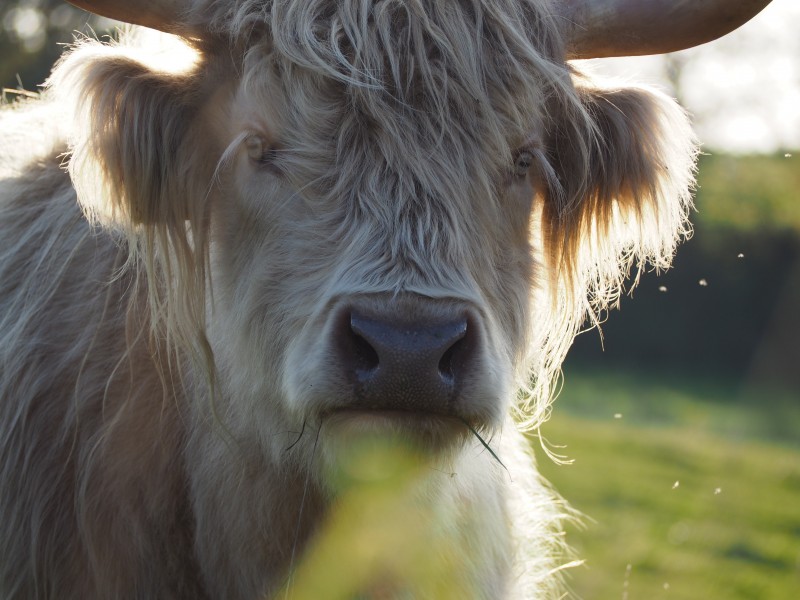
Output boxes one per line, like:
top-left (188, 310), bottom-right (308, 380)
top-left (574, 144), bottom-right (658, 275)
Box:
top-left (545, 367), bottom-right (800, 447)
top-left (537, 368), bottom-right (800, 600)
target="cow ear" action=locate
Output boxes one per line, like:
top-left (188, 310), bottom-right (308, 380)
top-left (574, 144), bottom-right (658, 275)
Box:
top-left (543, 84), bottom-right (698, 312)
top-left (51, 40), bottom-right (202, 229)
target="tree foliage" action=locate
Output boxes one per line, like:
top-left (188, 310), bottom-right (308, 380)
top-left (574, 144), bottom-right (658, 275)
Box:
top-left (1, 0), bottom-right (106, 92)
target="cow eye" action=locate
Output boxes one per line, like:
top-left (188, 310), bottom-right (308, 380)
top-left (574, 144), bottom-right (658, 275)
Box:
top-left (245, 134), bottom-right (283, 174)
top-left (245, 135), bottom-right (268, 162)
top-left (513, 150), bottom-right (534, 178)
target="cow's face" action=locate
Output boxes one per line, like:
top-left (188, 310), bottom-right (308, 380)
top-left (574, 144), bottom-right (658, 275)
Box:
top-left (202, 29), bottom-right (554, 463)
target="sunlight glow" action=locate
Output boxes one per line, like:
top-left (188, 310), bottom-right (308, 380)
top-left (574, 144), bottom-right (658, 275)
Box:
top-left (122, 28), bottom-right (202, 75)
top-left (4, 7), bottom-right (46, 52)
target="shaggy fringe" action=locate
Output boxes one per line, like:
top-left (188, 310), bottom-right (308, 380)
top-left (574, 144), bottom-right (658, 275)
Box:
top-left (521, 78), bottom-right (697, 430)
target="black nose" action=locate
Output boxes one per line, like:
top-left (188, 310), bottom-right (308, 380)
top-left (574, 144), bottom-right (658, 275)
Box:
top-left (335, 304), bottom-right (476, 414)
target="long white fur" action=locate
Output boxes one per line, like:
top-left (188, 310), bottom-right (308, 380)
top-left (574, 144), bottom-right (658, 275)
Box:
top-left (0, 1), bottom-right (696, 597)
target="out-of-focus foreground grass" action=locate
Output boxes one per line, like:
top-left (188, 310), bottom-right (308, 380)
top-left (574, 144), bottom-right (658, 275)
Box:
top-left (276, 433), bottom-right (485, 600)
top-left (538, 368), bottom-right (800, 600)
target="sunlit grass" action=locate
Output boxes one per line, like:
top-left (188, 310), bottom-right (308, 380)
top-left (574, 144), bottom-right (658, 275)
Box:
top-left (548, 366), bottom-right (800, 447)
top-left (538, 370), bottom-right (800, 600)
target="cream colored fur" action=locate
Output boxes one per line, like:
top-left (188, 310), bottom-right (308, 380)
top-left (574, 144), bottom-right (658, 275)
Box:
top-left (0, 1), bottom-right (696, 598)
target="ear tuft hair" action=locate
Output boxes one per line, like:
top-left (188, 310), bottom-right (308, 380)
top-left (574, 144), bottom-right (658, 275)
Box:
top-left (49, 38), bottom-right (201, 228)
top-left (520, 82), bottom-right (697, 429)
top-left (546, 83), bottom-right (697, 314)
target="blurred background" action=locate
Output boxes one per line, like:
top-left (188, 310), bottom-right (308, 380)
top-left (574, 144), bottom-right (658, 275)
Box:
top-left (556, 3), bottom-right (800, 598)
top-left (2, 1), bottom-right (798, 598)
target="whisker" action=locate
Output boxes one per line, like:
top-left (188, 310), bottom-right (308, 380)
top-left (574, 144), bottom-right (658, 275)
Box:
top-left (284, 419), bottom-right (307, 452)
top-left (284, 420), bottom-right (323, 599)
top-left (459, 418), bottom-right (510, 478)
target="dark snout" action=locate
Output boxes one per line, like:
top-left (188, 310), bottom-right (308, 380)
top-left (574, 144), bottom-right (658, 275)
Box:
top-left (331, 296), bottom-right (483, 419)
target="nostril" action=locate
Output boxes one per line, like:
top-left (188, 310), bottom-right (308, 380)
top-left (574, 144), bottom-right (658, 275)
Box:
top-left (334, 310), bottom-right (381, 383)
top-left (350, 330), bottom-right (379, 378)
top-left (437, 326), bottom-right (467, 384)
top-left (438, 342), bottom-right (456, 383)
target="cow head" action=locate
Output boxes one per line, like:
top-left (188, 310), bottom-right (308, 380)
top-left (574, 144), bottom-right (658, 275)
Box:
top-left (55, 0), bottom-right (768, 468)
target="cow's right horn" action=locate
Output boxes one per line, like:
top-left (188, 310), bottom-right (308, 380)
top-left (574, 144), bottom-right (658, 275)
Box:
top-left (67, 1), bottom-right (192, 36)
top-left (559, 0), bottom-right (775, 59)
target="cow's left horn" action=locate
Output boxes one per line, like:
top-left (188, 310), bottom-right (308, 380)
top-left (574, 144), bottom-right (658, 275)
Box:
top-left (559, 0), bottom-right (775, 59)
top-left (67, 1), bottom-right (192, 35)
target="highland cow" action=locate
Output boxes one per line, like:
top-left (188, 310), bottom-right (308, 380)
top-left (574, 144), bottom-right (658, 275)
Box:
top-left (0, 0), bottom-right (773, 598)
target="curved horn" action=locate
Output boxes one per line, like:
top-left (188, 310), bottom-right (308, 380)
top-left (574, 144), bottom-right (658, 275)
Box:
top-left (560, 0), bottom-right (775, 59)
top-left (66, 1), bottom-right (191, 35)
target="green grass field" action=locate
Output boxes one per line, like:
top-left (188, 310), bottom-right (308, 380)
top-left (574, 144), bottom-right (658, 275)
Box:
top-left (536, 369), bottom-right (800, 599)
